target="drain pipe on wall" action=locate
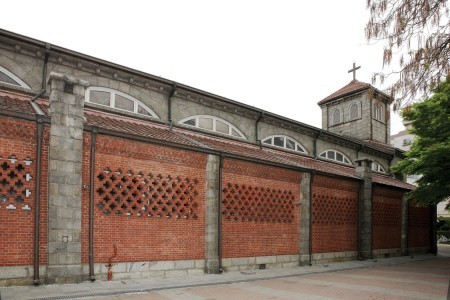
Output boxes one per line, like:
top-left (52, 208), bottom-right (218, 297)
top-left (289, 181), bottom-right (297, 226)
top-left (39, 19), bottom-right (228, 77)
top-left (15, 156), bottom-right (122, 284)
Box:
top-left (31, 44), bottom-right (50, 102)
top-left (89, 128), bottom-right (98, 281)
top-left (255, 111), bottom-right (264, 143)
top-left (168, 83), bottom-right (177, 126)
top-left (313, 130), bottom-right (322, 158)
top-left (33, 118), bottom-right (43, 285)
top-left (218, 152), bottom-right (224, 272)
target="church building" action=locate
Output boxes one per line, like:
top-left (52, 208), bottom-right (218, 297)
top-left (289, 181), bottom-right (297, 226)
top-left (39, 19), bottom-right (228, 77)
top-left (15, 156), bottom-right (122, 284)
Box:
top-left (0, 29), bottom-right (435, 285)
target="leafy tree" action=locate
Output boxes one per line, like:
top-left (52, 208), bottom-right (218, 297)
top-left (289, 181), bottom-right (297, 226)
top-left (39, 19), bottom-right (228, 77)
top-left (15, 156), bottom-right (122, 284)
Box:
top-left (366, 0), bottom-right (450, 110)
top-left (391, 79), bottom-right (450, 205)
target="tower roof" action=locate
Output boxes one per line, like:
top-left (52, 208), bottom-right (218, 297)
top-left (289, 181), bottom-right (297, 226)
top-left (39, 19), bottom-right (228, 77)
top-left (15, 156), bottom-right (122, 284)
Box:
top-left (318, 80), bottom-right (390, 106)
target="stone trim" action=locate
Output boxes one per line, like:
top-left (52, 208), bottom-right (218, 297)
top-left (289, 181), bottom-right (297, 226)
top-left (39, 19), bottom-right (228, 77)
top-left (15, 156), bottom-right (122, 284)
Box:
top-left (82, 259), bottom-right (205, 280)
top-left (0, 265), bottom-right (47, 286)
top-left (311, 251), bottom-right (358, 265)
top-left (221, 255), bottom-right (300, 272)
top-left (372, 248), bottom-right (402, 258)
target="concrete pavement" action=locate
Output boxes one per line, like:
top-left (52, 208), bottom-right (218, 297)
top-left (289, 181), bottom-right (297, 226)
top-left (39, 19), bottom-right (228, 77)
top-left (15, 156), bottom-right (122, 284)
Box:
top-left (1, 244), bottom-right (449, 300)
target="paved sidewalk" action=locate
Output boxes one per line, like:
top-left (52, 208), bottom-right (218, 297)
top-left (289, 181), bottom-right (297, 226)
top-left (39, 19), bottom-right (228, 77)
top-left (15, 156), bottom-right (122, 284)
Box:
top-left (1, 249), bottom-right (449, 300)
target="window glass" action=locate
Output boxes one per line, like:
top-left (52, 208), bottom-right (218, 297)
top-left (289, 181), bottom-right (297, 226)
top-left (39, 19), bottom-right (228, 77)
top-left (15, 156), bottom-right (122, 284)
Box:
top-left (327, 151), bottom-right (335, 160)
top-left (138, 105), bottom-right (152, 116)
top-left (336, 152), bottom-right (343, 162)
top-left (90, 90), bottom-right (110, 106)
top-left (216, 120), bottom-right (229, 134)
top-left (344, 157), bottom-right (350, 164)
top-left (183, 118), bottom-right (196, 126)
top-left (263, 138), bottom-right (272, 144)
top-left (286, 138), bottom-right (296, 150)
top-left (320, 152), bottom-right (327, 158)
top-left (274, 136), bottom-right (284, 147)
top-left (0, 71), bottom-right (19, 86)
top-left (231, 128), bottom-right (241, 137)
top-left (115, 94), bottom-right (134, 111)
top-left (332, 109), bottom-right (341, 125)
top-left (198, 118), bottom-right (213, 130)
top-left (350, 103), bottom-right (358, 120)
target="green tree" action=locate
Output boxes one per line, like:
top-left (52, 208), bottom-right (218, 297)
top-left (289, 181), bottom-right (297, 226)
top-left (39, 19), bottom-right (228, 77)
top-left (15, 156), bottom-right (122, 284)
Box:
top-left (392, 79), bottom-right (450, 205)
top-left (366, 0), bottom-right (450, 110)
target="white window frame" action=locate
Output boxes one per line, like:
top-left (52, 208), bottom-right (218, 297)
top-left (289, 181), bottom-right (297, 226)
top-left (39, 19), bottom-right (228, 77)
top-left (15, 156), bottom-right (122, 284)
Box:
top-left (85, 86), bottom-right (159, 118)
top-left (0, 66), bottom-right (30, 89)
top-left (179, 115), bottom-right (246, 139)
top-left (262, 135), bottom-right (308, 154)
top-left (372, 161), bottom-right (386, 173)
top-left (373, 102), bottom-right (383, 121)
top-left (319, 149), bottom-right (353, 165)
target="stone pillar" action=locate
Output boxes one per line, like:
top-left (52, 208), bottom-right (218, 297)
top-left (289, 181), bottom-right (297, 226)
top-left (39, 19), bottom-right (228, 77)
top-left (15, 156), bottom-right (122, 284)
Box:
top-left (355, 158), bottom-right (373, 260)
top-left (204, 154), bottom-right (220, 274)
top-left (299, 172), bottom-right (311, 266)
top-left (400, 193), bottom-right (408, 255)
top-left (46, 72), bottom-right (89, 284)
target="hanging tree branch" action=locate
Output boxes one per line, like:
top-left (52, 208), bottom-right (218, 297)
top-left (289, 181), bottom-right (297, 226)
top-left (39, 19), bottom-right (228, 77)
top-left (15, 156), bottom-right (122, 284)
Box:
top-left (366, 0), bottom-right (450, 110)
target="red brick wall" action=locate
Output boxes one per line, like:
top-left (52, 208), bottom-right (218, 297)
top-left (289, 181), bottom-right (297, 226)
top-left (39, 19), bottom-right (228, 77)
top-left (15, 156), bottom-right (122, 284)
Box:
top-left (0, 117), bottom-right (48, 266)
top-left (408, 202), bottom-right (431, 248)
top-left (312, 175), bottom-right (359, 253)
top-left (221, 159), bottom-right (301, 258)
top-left (372, 186), bottom-right (403, 250)
top-left (82, 134), bottom-right (207, 264)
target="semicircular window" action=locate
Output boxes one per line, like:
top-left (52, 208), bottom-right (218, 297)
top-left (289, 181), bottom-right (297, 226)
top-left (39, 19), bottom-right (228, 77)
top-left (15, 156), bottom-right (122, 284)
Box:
top-left (0, 66), bottom-right (30, 89)
top-left (372, 161), bottom-right (386, 173)
top-left (85, 87), bottom-right (158, 118)
top-left (179, 115), bottom-right (246, 139)
top-left (319, 149), bottom-right (352, 165)
top-left (262, 135), bottom-right (308, 154)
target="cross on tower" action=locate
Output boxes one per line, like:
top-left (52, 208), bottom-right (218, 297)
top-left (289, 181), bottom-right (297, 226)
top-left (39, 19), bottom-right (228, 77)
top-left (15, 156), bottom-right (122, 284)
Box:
top-left (348, 62), bottom-right (361, 80)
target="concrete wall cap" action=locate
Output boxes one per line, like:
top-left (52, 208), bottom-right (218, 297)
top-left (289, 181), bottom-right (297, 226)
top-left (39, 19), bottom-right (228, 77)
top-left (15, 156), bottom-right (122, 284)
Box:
top-left (47, 72), bottom-right (90, 87)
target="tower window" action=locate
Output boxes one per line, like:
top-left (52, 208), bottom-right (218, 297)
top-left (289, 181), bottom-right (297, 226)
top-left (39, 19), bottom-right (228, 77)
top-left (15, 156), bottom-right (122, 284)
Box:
top-left (349, 102), bottom-right (359, 120)
top-left (331, 108), bottom-right (342, 125)
top-left (373, 102), bottom-right (383, 121)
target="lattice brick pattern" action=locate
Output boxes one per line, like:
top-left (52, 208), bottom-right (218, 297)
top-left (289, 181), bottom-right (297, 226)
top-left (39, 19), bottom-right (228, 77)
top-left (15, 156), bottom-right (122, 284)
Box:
top-left (312, 194), bottom-right (358, 225)
top-left (222, 183), bottom-right (295, 223)
top-left (408, 204), bottom-right (431, 227)
top-left (373, 199), bottom-right (401, 227)
top-left (0, 155), bottom-right (33, 211)
top-left (96, 168), bottom-right (199, 219)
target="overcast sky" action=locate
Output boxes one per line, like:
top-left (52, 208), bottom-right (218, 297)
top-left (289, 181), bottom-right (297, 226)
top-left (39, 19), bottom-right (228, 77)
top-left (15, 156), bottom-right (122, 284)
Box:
top-left (0, 0), bottom-right (405, 135)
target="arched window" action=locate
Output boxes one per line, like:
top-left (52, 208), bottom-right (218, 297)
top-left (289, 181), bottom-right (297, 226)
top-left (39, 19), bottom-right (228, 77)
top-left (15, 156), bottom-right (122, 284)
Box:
top-left (319, 149), bottom-right (352, 165)
top-left (373, 102), bottom-right (383, 121)
top-left (85, 87), bottom-right (158, 118)
top-left (331, 108), bottom-right (341, 125)
top-left (0, 66), bottom-right (30, 89)
top-left (179, 115), bottom-right (246, 139)
top-left (372, 161), bottom-right (386, 173)
top-left (262, 135), bottom-right (308, 154)
top-left (349, 102), bottom-right (359, 120)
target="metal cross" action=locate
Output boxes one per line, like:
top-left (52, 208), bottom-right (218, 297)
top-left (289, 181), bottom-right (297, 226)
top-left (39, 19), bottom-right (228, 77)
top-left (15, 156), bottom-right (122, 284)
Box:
top-left (348, 62), bottom-right (361, 80)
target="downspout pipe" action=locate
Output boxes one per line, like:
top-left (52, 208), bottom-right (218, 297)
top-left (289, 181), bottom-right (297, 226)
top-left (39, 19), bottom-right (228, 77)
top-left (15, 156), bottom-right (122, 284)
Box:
top-left (31, 44), bottom-right (50, 102)
top-left (168, 83), bottom-right (177, 125)
top-left (89, 128), bottom-right (97, 281)
top-left (218, 152), bottom-right (224, 272)
top-left (313, 130), bottom-right (323, 158)
top-left (33, 117), bottom-right (43, 285)
top-left (255, 111), bottom-right (264, 143)
top-left (309, 171), bottom-right (315, 265)
top-left (356, 144), bottom-right (364, 159)
top-left (357, 180), bottom-right (363, 260)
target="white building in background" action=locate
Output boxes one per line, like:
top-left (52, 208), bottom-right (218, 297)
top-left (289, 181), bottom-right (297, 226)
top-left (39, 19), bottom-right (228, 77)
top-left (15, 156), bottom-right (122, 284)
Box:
top-left (391, 123), bottom-right (450, 217)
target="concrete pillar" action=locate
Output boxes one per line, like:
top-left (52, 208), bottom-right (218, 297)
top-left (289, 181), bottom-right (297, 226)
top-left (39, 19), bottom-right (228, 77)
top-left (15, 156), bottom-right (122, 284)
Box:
top-left (204, 154), bottom-right (220, 274)
top-left (400, 193), bottom-right (408, 255)
top-left (355, 158), bottom-right (373, 260)
top-left (46, 72), bottom-right (89, 284)
top-left (299, 172), bottom-right (311, 266)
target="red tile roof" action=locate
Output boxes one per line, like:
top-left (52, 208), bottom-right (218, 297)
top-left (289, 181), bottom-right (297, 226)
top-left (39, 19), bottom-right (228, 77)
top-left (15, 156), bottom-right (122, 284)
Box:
top-left (0, 93), bottom-right (412, 190)
top-left (318, 80), bottom-right (371, 105)
top-left (0, 95), bottom-right (37, 115)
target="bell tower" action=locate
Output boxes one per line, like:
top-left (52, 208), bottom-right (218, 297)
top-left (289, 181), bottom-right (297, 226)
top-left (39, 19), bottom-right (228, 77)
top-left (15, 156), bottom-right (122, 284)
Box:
top-left (317, 64), bottom-right (392, 144)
